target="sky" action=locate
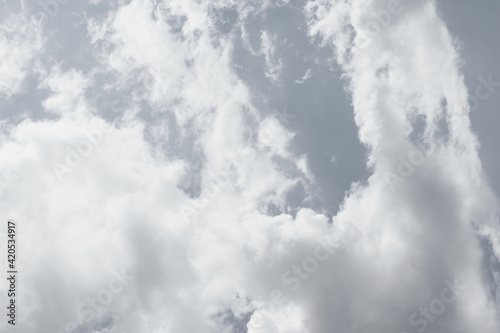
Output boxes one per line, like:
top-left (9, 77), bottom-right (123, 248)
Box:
top-left (0, 0), bottom-right (499, 332)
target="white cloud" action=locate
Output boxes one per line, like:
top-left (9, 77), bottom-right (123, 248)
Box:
top-left (0, 1), bottom-right (499, 333)
top-left (257, 116), bottom-right (294, 159)
top-left (300, 0), bottom-right (500, 332)
top-left (294, 68), bottom-right (312, 84)
top-left (0, 1), bottom-right (311, 332)
top-left (297, 155), bottom-right (314, 182)
top-left (40, 67), bottom-right (90, 115)
top-left (260, 30), bottom-right (283, 82)
top-left (0, 11), bottom-right (43, 97)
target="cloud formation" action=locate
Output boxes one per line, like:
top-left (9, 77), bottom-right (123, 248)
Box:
top-left (0, 1), bottom-right (498, 333)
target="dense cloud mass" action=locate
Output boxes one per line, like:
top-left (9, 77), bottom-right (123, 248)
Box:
top-left (0, 0), bottom-right (499, 332)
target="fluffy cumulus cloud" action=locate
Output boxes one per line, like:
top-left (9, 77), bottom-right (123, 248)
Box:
top-left (0, 0), bottom-right (499, 332)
